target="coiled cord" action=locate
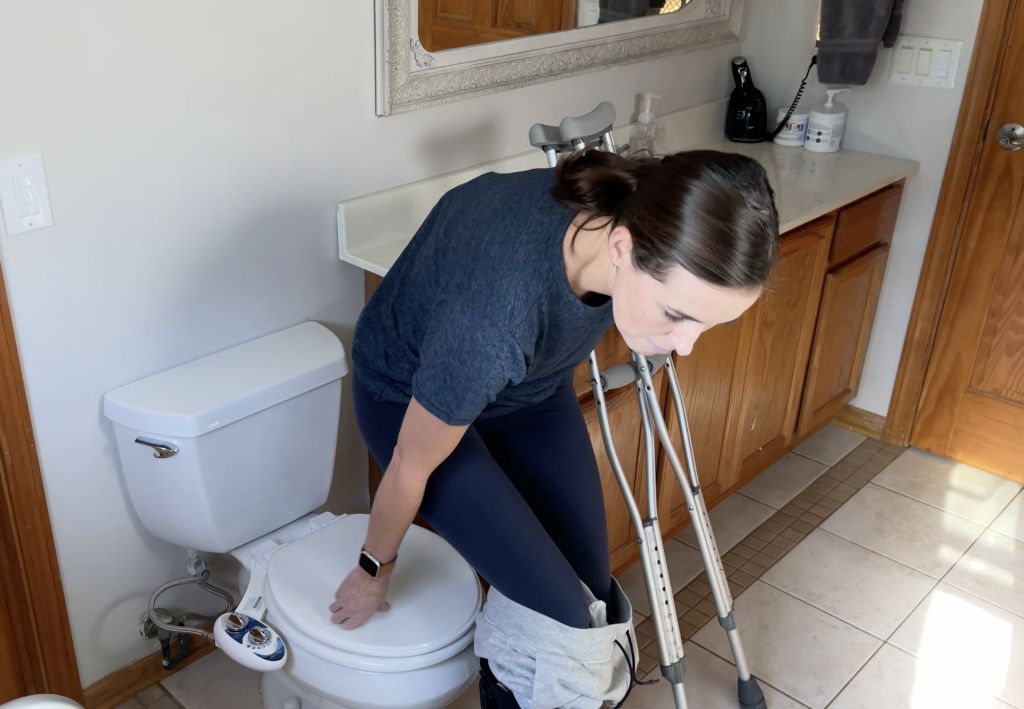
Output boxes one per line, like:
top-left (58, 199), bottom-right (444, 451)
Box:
top-left (768, 55), bottom-right (818, 140)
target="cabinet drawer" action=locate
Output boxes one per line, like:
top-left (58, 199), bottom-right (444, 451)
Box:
top-left (830, 182), bottom-right (903, 267)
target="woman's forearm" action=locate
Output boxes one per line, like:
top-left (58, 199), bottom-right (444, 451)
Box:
top-left (362, 447), bottom-right (430, 564)
top-left (360, 396), bottom-right (469, 565)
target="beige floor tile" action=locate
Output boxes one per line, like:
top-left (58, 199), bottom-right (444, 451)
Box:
top-left (691, 581), bottom-right (879, 708)
top-left (945, 529), bottom-right (1024, 618)
top-left (889, 583), bottom-right (1024, 707)
top-left (675, 493), bottom-right (776, 554)
top-left (161, 649), bottom-right (262, 709)
top-left (872, 449), bottom-right (1022, 526)
top-left (762, 529), bottom-right (935, 639)
top-left (112, 699), bottom-right (145, 709)
top-left (822, 484), bottom-right (984, 578)
top-left (829, 643), bottom-right (1016, 709)
top-left (446, 676), bottom-right (480, 708)
top-left (738, 454), bottom-right (829, 510)
top-left (618, 539), bottom-right (703, 616)
top-left (134, 684), bottom-right (168, 706)
top-left (793, 424), bottom-right (866, 466)
top-left (145, 698), bottom-right (182, 709)
top-left (623, 642), bottom-right (808, 708)
top-left (991, 490), bottom-right (1024, 543)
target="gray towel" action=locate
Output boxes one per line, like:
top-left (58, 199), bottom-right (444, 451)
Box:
top-left (817, 0), bottom-right (905, 84)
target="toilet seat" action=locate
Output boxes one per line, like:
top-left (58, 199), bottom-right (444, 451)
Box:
top-left (264, 514), bottom-right (482, 673)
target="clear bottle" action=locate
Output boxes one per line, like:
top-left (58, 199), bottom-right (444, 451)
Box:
top-left (629, 93), bottom-right (662, 158)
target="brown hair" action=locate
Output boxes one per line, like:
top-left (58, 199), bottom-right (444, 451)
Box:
top-left (552, 149), bottom-right (780, 289)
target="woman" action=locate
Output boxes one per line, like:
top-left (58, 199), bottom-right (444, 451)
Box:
top-left (331, 149), bottom-right (779, 707)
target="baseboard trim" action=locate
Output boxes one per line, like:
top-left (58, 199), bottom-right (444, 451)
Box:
top-left (82, 634), bottom-right (216, 709)
top-left (832, 405), bottom-right (886, 440)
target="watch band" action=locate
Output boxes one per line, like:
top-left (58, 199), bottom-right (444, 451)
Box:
top-left (359, 548), bottom-right (396, 578)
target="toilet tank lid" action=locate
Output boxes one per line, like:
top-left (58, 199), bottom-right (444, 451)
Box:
top-left (103, 322), bottom-right (348, 438)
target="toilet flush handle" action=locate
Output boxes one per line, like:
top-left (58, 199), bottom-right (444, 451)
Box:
top-left (134, 437), bottom-right (178, 459)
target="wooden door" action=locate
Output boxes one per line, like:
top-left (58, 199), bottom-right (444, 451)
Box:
top-left (0, 556), bottom-right (27, 703)
top-left (419, 0), bottom-right (577, 52)
top-left (721, 215), bottom-right (833, 485)
top-left (0, 262), bottom-right (82, 702)
top-left (656, 319), bottom-right (742, 535)
top-left (798, 246), bottom-right (889, 437)
top-left (912, 2), bottom-right (1024, 482)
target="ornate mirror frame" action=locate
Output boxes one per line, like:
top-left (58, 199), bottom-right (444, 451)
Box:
top-left (375, 0), bottom-right (743, 115)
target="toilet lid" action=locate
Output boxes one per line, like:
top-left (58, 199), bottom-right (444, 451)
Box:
top-left (265, 514), bottom-right (481, 659)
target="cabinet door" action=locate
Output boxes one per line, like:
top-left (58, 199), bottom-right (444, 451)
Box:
top-left (656, 319), bottom-right (743, 535)
top-left (721, 216), bottom-right (833, 485)
top-left (798, 245), bottom-right (889, 437)
top-left (582, 382), bottom-right (654, 574)
top-left (418, 0), bottom-right (575, 52)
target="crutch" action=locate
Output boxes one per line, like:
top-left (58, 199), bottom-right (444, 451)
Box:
top-left (529, 103), bottom-right (767, 709)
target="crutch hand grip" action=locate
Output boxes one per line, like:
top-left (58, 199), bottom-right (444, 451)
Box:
top-left (596, 354), bottom-right (670, 392)
top-left (529, 101), bottom-right (616, 150)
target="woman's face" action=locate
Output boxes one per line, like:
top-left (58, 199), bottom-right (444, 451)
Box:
top-left (608, 227), bottom-right (763, 357)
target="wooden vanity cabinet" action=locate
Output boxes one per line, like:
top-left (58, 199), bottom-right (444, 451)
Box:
top-left (718, 214), bottom-right (834, 486)
top-left (796, 183), bottom-right (903, 436)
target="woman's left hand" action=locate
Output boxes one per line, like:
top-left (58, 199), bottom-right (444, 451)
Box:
top-left (329, 566), bottom-right (392, 630)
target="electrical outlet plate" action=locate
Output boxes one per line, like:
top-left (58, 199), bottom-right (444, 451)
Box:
top-left (888, 35), bottom-right (963, 89)
top-left (0, 153), bottom-right (54, 236)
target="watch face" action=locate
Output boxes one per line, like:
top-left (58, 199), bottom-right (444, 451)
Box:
top-left (359, 551), bottom-right (380, 577)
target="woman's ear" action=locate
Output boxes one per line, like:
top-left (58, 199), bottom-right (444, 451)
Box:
top-left (607, 226), bottom-right (633, 268)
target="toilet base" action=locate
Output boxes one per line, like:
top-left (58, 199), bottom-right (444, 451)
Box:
top-left (260, 644), bottom-right (478, 709)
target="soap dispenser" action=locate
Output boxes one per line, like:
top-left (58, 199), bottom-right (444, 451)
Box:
top-left (805, 88), bottom-right (850, 153)
top-left (629, 93), bottom-right (661, 157)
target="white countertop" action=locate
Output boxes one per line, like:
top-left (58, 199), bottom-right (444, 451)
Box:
top-left (338, 101), bottom-right (919, 277)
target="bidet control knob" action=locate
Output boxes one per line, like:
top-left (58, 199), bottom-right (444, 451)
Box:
top-left (249, 627), bottom-right (270, 644)
top-left (225, 613), bottom-right (246, 631)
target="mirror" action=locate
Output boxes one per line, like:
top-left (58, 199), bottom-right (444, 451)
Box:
top-left (419, 0), bottom-right (692, 52)
top-left (375, 0), bottom-right (744, 115)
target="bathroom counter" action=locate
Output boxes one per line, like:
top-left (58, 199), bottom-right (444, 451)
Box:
top-left (337, 102), bottom-right (919, 276)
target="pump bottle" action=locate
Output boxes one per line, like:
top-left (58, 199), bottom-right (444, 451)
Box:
top-left (804, 88), bottom-right (850, 154)
top-left (629, 93), bottom-right (661, 158)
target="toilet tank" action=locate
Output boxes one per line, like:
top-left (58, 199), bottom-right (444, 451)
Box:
top-left (103, 322), bottom-right (348, 553)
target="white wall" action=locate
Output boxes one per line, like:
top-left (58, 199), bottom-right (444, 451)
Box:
top-left (0, 1), bottom-right (741, 686)
top-left (739, 0), bottom-right (985, 415)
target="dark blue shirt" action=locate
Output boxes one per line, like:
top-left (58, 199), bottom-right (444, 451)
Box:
top-left (352, 168), bottom-right (614, 425)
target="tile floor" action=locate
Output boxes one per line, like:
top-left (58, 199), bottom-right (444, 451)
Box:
top-left (123, 424), bottom-right (1024, 709)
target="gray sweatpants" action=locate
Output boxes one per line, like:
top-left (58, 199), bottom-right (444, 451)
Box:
top-left (474, 577), bottom-right (638, 708)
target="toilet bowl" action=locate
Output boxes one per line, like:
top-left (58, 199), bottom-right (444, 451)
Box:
top-left (232, 512), bottom-right (481, 708)
top-left (103, 322), bottom-right (482, 708)
top-left (0, 697), bottom-right (84, 709)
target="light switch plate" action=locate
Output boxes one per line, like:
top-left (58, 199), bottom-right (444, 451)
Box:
top-left (0, 153), bottom-right (54, 236)
top-left (888, 35), bottom-right (963, 89)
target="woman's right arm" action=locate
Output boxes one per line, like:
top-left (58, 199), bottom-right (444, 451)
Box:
top-left (329, 396), bottom-right (468, 629)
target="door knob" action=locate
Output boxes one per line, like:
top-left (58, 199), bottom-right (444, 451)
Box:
top-left (997, 123), bottom-right (1024, 151)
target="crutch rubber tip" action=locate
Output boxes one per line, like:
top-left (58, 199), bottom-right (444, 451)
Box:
top-left (738, 676), bottom-right (767, 709)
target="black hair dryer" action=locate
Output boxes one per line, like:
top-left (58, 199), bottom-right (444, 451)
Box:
top-left (725, 56), bottom-right (768, 142)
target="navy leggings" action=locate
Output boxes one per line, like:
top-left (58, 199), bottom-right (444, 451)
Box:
top-left (353, 372), bottom-right (613, 629)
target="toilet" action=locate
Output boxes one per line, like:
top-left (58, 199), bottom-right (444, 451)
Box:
top-left (103, 322), bottom-right (482, 709)
top-left (0, 697), bottom-right (84, 709)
